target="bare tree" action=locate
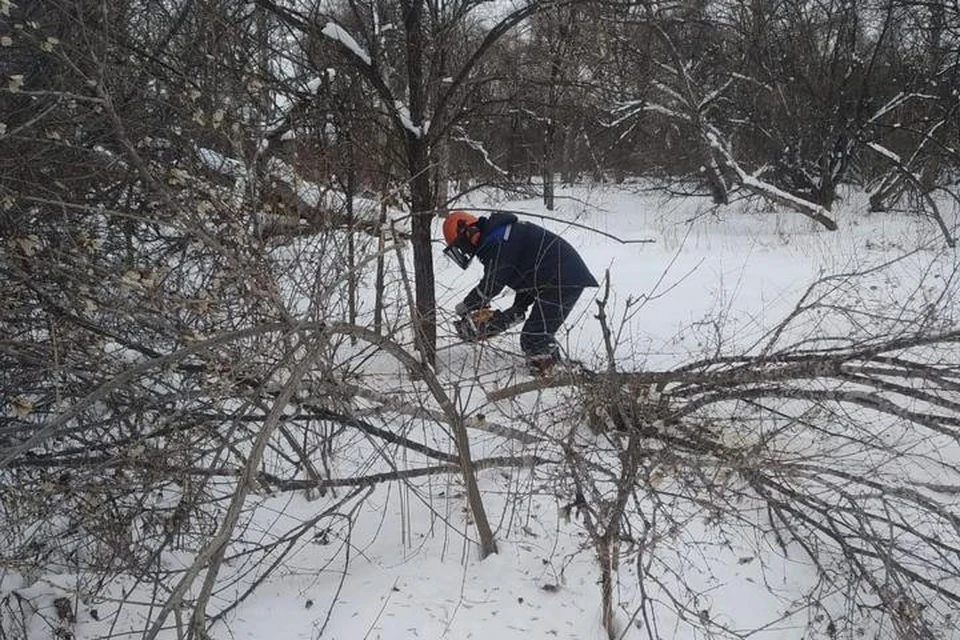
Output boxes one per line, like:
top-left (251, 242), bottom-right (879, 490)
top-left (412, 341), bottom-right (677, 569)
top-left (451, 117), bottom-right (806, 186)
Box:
top-left (863, 1), bottom-right (960, 244)
top-left (596, 0), bottom-right (958, 236)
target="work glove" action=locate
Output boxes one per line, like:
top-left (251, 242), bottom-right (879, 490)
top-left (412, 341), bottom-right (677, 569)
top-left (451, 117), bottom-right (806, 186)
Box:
top-left (492, 306), bottom-right (526, 334)
top-left (455, 306), bottom-right (493, 342)
top-left (454, 307), bottom-right (524, 343)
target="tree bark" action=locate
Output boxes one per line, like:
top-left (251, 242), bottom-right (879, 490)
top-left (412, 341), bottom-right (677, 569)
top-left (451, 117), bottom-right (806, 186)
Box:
top-left (541, 15), bottom-right (566, 212)
top-left (345, 134), bottom-right (357, 342)
top-left (403, 0), bottom-right (437, 365)
top-left (374, 202), bottom-right (387, 336)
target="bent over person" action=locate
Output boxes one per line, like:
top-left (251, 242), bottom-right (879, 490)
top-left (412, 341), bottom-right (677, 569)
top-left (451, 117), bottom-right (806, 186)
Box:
top-left (442, 210), bottom-right (598, 374)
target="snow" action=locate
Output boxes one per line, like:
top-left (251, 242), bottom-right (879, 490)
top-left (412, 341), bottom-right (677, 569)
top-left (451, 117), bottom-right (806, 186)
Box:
top-left (8, 183), bottom-right (960, 639)
top-left (196, 146), bottom-right (244, 176)
top-left (452, 132), bottom-right (509, 176)
top-left (867, 141), bottom-right (903, 164)
top-left (738, 172), bottom-right (830, 217)
top-left (394, 100), bottom-right (429, 138)
top-left (321, 23), bottom-right (429, 139)
top-left (265, 157), bottom-right (382, 223)
top-left (321, 22), bottom-right (372, 67)
top-left (608, 99), bottom-right (691, 127)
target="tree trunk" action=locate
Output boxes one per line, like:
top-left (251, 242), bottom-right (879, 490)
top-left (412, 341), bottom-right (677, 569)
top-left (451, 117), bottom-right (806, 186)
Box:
top-left (408, 140), bottom-right (437, 366)
top-left (374, 202), bottom-right (387, 336)
top-left (508, 109), bottom-right (521, 179)
top-left (561, 116), bottom-right (579, 184)
top-left (403, 0), bottom-right (437, 365)
top-left (705, 153), bottom-right (729, 205)
top-left (346, 156), bottom-right (357, 343)
top-left (542, 55), bottom-right (562, 211)
top-left (435, 136), bottom-right (449, 211)
top-left (598, 537), bottom-right (616, 640)
top-left (541, 10), bottom-right (573, 210)
top-left (542, 124), bottom-right (556, 211)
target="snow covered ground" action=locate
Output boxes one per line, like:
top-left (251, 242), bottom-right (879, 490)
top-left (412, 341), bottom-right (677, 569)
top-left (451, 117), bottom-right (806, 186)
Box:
top-left (224, 184), bottom-right (958, 640)
top-left (441, 183), bottom-right (953, 370)
top-left (8, 183), bottom-right (958, 639)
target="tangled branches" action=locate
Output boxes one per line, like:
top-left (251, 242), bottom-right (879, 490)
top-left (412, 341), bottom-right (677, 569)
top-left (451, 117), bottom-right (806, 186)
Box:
top-left (489, 265), bottom-right (960, 639)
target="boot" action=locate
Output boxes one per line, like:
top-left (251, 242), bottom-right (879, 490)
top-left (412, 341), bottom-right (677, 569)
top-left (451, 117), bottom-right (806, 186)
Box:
top-left (527, 350), bottom-right (560, 377)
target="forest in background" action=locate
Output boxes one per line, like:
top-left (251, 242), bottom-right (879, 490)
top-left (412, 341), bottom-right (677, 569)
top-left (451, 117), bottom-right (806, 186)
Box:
top-left (2, 0), bottom-right (958, 360)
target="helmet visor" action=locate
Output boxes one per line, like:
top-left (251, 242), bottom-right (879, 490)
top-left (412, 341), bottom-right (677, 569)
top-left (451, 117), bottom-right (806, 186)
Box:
top-left (443, 242), bottom-right (473, 269)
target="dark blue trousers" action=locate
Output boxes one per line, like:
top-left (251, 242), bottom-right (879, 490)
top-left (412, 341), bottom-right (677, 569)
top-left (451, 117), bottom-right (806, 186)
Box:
top-left (517, 286), bottom-right (584, 358)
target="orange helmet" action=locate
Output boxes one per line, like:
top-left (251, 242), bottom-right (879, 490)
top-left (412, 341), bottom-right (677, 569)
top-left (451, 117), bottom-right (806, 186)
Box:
top-left (442, 211), bottom-right (481, 269)
top-left (443, 211), bottom-right (479, 247)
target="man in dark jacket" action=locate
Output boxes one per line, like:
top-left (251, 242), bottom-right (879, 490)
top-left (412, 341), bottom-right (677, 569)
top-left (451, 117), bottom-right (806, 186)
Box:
top-left (442, 210), bottom-right (598, 370)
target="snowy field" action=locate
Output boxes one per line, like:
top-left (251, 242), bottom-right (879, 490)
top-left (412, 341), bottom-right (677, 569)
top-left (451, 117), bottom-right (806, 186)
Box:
top-left (7, 183), bottom-right (959, 640)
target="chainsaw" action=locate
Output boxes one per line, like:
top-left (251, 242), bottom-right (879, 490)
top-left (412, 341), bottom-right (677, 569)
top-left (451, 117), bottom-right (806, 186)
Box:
top-left (454, 306), bottom-right (525, 342)
top-left (454, 306), bottom-right (496, 342)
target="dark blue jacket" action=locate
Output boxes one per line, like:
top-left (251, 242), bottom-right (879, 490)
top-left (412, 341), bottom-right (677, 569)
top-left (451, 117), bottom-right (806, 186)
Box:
top-left (462, 212), bottom-right (598, 312)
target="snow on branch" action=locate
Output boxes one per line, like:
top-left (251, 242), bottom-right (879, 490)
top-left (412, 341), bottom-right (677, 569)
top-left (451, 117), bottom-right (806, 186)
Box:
top-left (729, 72), bottom-right (774, 92)
top-left (321, 22), bottom-right (371, 66)
top-left (704, 129), bottom-right (838, 230)
top-left (266, 157), bottom-right (380, 221)
top-left (649, 79), bottom-right (689, 108)
top-left (318, 21), bottom-right (424, 139)
top-left (606, 100), bottom-right (691, 128)
top-left (866, 92), bottom-right (939, 125)
top-left (866, 141), bottom-right (903, 164)
top-left (262, 72), bottom-right (331, 143)
top-left (196, 146), bottom-right (245, 177)
top-left (698, 77), bottom-right (734, 112)
top-left (395, 100), bottom-right (428, 138)
top-left (451, 130), bottom-right (508, 177)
